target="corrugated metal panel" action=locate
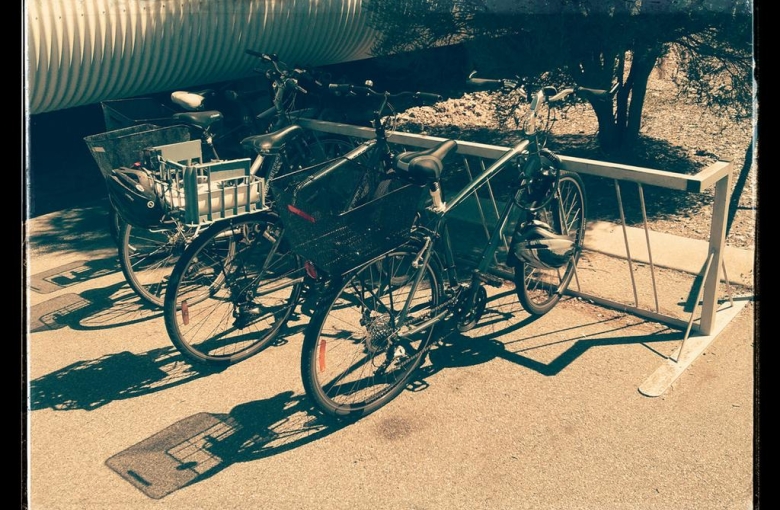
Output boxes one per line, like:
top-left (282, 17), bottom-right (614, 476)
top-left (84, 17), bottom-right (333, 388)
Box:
top-left (25, 0), bottom-right (378, 115)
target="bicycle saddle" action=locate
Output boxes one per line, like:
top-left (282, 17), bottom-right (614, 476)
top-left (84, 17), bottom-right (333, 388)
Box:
top-left (171, 91), bottom-right (207, 111)
top-left (393, 139), bottom-right (458, 186)
top-left (574, 86), bottom-right (614, 102)
top-left (172, 110), bottom-right (224, 130)
top-left (240, 124), bottom-right (303, 153)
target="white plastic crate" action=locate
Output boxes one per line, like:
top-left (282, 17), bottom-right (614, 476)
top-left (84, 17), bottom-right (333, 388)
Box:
top-left (148, 141), bottom-right (266, 226)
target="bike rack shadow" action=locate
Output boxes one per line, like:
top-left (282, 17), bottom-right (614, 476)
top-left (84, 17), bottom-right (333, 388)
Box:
top-left (416, 319), bottom-right (683, 385)
top-left (105, 391), bottom-right (348, 499)
top-left (29, 346), bottom-right (224, 411)
top-left (411, 288), bottom-right (683, 388)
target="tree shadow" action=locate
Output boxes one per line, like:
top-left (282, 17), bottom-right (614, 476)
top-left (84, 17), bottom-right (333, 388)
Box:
top-left (549, 132), bottom-right (717, 226)
top-left (25, 204), bottom-right (116, 256)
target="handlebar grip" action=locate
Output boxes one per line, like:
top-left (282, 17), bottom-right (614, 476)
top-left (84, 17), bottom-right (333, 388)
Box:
top-left (575, 86), bottom-right (614, 102)
top-left (246, 49), bottom-right (277, 62)
top-left (328, 83), bottom-right (353, 94)
top-left (466, 77), bottom-right (504, 90)
top-left (547, 88), bottom-right (572, 103)
top-left (256, 106), bottom-right (278, 121)
top-left (415, 92), bottom-right (443, 103)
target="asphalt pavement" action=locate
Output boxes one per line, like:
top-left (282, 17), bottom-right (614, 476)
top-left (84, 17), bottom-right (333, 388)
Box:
top-left (23, 195), bottom-right (758, 509)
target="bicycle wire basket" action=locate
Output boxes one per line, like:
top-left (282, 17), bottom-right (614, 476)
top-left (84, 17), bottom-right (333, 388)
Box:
top-left (269, 157), bottom-right (427, 276)
top-left (83, 123), bottom-right (192, 180)
top-left (85, 123), bottom-right (264, 227)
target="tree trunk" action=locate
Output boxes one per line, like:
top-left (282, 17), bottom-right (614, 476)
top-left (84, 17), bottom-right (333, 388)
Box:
top-left (624, 47), bottom-right (663, 144)
top-left (593, 99), bottom-right (620, 153)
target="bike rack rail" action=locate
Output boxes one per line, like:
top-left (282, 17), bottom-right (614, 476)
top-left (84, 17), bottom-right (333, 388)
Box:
top-left (299, 118), bottom-right (753, 396)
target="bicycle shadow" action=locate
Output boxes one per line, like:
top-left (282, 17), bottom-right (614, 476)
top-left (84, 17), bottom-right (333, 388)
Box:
top-left (28, 271), bottom-right (314, 340)
top-left (27, 282), bottom-right (164, 333)
top-left (105, 391), bottom-right (347, 499)
top-left (29, 308), bottom-right (309, 412)
top-left (29, 347), bottom-right (224, 411)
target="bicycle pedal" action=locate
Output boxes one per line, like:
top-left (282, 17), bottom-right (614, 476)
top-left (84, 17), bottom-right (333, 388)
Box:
top-left (475, 271), bottom-right (505, 288)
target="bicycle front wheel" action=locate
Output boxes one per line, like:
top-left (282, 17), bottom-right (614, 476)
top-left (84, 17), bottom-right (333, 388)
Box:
top-left (514, 170), bottom-right (587, 316)
top-left (301, 246), bottom-right (442, 419)
top-left (164, 213), bottom-right (304, 366)
top-left (117, 220), bottom-right (195, 308)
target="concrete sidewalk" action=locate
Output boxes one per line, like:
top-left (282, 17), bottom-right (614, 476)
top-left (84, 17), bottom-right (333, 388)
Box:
top-left (584, 220), bottom-right (755, 288)
top-left (24, 204), bottom-right (757, 509)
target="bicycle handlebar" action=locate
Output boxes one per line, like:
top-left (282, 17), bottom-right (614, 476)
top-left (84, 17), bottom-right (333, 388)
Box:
top-left (247, 49), bottom-right (330, 97)
top-left (245, 49), bottom-right (277, 63)
top-left (466, 71), bottom-right (521, 93)
top-left (328, 83), bottom-right (442, 103)
top-left (467, 71), bottom-right (617, 105)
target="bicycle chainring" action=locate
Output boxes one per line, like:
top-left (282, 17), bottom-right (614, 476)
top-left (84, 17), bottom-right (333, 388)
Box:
top-left (455, 285), bottom-right (488, 333)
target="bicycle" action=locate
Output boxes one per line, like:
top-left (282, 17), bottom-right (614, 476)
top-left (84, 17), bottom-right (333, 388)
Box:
top-left (162, 84), bottom-right (443, 367)
top-left (86, 52), bottom-right (356, 308)
top-left (298, 78), bottom-right (617, 419)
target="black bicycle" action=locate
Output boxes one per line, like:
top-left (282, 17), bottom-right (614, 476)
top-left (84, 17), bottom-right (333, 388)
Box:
top-left (161, 83), bottom-right (443, 366)
top-left (85, 52), bottom-right (355, 308)
top-left (299, 77), bottom-right (618, 419)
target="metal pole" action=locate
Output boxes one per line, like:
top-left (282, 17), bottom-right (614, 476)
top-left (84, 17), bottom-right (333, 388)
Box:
top-left (614, 180), bottom-right (639, 307)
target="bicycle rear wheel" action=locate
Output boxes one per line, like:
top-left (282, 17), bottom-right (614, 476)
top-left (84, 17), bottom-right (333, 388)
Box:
top-left (301, 246), bottom-right (442, 419)
top-left (164, 213), bottom-right (304, 366)
top-left (514, 170), bottom-right (586, 316)
top-left (117, 220), bottom-right (196, 307)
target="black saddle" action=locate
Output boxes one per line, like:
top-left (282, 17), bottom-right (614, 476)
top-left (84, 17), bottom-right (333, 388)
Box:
top-left (172, 110), bottom-right (224, 131)
top-left (241, 125), bottom-right (304, 153)
top-left (393, 139), bottom-right (458, 187)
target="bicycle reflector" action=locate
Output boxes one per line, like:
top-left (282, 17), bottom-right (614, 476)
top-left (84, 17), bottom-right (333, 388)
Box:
top-left (287, 204), bottom-right (315, 223)
top-left (304, 260), bottom-right (318, 279)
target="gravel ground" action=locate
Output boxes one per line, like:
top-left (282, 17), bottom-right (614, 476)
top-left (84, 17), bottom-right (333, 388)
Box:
top-left (390, 66), bottom-right (757, 252)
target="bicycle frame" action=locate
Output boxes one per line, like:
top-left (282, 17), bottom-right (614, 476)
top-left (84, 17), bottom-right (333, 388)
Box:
top-left (389, 82), bottom-right (608, 332)
top-left (391, 139), bottom-right (533, 336)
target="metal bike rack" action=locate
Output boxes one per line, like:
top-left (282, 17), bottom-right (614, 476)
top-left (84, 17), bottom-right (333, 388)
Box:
top-left (299, 119), bottom-right (753, 396)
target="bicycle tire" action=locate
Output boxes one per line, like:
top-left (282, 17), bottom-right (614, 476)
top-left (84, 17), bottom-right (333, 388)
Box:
top-left (117, 220), bottom-right (197, 308)
top-left (514, 170), bottom-right (587, 316)
top-left (164, 212), bottom-right (304, 366)
top-left (301, 245), bottom-right (442, 419)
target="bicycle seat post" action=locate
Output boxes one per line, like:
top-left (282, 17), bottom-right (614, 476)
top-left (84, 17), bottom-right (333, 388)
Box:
top-left (200, 126), bottom-right (220, 161)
